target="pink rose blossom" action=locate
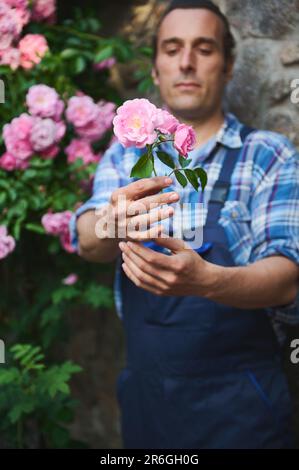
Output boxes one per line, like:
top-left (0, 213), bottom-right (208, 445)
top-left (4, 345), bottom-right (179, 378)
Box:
top-left (30, 118), bottom-right (56, 151)
top-left (13, 5), bottom-right (30, 29)
top-left (42, 210), bottom-right (74, 252)
top-left (19, 34), bottom-right (49, 69)
top-left (59, 231), bottom-right (76, 253)
top-left (97, 100), bottom-right (116, 129)
top-left (0, 152), bottom-right (29, 170)
top-left (155, 109), bottom-right (179, 134)
top-left (173, 123), bottom-right (196, 157)
top-left (41, 211), bottom-right (72, 235)
top-left (40, 144), bottom-right (59, 159)
top-left (0, 7), bottom-right (20, 50)
top-left (4, 1), bottom-right (28, 8)
top-left (0, 225), bottom-right (16, 260)
top-left (26, 84), bottom-right (61, 118)
top-left (94, 57), bottom-right (116, 71)
top-left (66, 95), bottom-right (99, 128)
top-left (30, 117), bottom-right (65, 152)
top-left (3, 113), bottom-right (34, 160)
top-left (65, 139), bottom-right (97, 165)
top-left (53, 99), bottom-right (64, 121)
top-left (31, 0), bottom-right (56, 24)
top-left (62, 273), bottom-right (78, 285)
top-left (113, 98), bottom-right (159, 148)
top-left (0, 47), bottom-right (20, 70)
top-left (75, 101), bottom-right (115, 142)
top-left (75, 118), bottom-right (106, 142)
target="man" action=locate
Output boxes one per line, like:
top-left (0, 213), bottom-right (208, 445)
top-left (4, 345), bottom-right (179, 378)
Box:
top-left (69, 0), bottom-right (299, 449)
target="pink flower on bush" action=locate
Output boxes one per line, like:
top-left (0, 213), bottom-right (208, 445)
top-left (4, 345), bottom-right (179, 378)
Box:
top-left (59, 231), bottom-right (75, 253)
top-left (30, 118), bottom-right (59, 151)
top-left (98, 100), bottom-right (116, 129)
top-left (0, 47), bottom-right (20, 70)
top-left (75, 118), bottom-right (106, 142)
top-left (66, 96), bottom-right (99, 128)
top-left (0, 152), bottom-right (29, 170)
top-left (174, 124), bottom-right (196, 157)
top-left (31, 0), bottom-right (56, 23)
top-left (94, 57), bottom-right (116, 71)
top-left (0, 225), bottom-right (16, 260)
top-left (0, 6), bottom-right (20, 50)
top-left (155, 109), bottom-right (179, 134)
top-left (62, 273), bottom-right (78, 285)
top-left (65, 139), bottom-right (97, 165)
top-left (4, 0), bottom-right (28, 8)
top-left (42, 210), bottom-right (75, 253)
top-left (3, 113), bottom-right (34, 160)
top-left (26, 84), bottom-right (64, 119)
top-left (113, 98), bottom-right (159, 148)
top-left (13, 4), bottom-right (30, 29)
top-left (39, 144), bottom-right (59, 159)
top-left (19, 34), bottom-right (48, 69)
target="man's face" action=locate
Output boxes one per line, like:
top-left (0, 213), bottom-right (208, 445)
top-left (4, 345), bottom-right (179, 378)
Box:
top-left (152, 8), bottom-right (233, 120)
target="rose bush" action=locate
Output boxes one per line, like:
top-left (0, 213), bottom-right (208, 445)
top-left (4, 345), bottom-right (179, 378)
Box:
top-left (0, 0), bottom-right (149, 448)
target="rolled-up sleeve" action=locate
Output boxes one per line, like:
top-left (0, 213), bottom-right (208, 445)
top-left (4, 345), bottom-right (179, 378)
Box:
top-left (69, 142), bottom-right (126, 251)
top-left (249, 133), bottom-right (299, 322)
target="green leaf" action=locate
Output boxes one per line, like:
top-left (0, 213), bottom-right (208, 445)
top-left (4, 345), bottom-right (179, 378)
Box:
top-left (194, 167), bottom-right (208, 191)
top-left (83, 284), bottom-right (113, 309)
top-left (156, 151), bottom-right (175, 169)
top-left (25, 223), bottom-right (45, 235)
top-left (179, 155), bottom-right (192, 168)
top-left (74, 56), bottom-right (86, 74)
top-left (52, 286), bottom-right (80, 305)
top-left (9, 400), bottom-right (35, 424)
top-left (94, 45), bottom-right (114, 63)
top-left (174, 170), bottom-right (187, 188)
top-left (60, 48), bottom-right (79, 59)
top-left (130, 152), bottom-right (154, 179)
top-left (183, 169), bottom-right (199, 192)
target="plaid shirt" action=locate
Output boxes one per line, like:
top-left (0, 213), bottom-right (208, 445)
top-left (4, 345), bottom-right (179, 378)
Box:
top-left (69, 112), bottom-right (299, 344)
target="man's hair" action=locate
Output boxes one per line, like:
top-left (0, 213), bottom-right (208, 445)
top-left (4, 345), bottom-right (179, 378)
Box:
top-left (152, 0), bottom-right (236, 66)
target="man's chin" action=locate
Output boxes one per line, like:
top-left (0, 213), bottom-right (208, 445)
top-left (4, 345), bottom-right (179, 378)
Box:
top-left (168, 102), bottom-right (205, 120)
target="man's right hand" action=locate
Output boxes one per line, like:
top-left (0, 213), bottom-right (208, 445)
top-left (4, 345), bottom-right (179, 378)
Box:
top-left (95, 177), bottom-right (180, 242)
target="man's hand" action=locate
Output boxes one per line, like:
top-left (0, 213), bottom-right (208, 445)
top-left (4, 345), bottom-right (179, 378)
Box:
top-left (118, 235), bottom-right (214, 297)
top-left (96, 176), bottom-right (180, 242)
top-left (119, 236), bottom-right (299, 309)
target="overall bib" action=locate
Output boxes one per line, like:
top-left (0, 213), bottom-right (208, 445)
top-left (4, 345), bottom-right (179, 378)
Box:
top-left (116, 126), bottom-right (294, 449)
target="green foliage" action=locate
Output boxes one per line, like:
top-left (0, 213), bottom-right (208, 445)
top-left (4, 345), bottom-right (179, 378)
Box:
top-left (0, 3), bottom-right (144, 449)
top-left (0, 344), bottom-right (82, 448)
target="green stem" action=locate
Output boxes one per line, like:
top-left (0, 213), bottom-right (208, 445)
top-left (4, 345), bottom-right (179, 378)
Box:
top-left (152, 138), bottom-right (174, 149)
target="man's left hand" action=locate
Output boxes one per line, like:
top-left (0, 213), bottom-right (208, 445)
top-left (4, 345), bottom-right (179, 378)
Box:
top-left (119, 235), bottom-right (214, 297)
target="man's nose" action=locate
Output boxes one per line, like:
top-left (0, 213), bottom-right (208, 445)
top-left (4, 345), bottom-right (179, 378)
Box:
top-left (179, 48), bottom-right (196, 72)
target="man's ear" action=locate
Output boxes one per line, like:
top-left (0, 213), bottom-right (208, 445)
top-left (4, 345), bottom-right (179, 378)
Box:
top-left (151, 65), bottom-right (160, 86)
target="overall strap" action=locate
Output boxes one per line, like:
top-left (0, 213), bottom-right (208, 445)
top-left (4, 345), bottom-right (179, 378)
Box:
top-left (205, 125), bottom-right (256, 224)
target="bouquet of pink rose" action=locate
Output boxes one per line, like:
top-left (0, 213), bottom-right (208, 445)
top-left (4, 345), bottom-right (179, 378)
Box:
top-left (112, 98), bottom-right (207, 192)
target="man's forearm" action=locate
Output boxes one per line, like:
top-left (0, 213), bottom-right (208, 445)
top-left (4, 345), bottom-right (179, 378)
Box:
top-left (205, 256), bottom-right (298, 309)
top-left (77, 209), bottom-right (121, 264)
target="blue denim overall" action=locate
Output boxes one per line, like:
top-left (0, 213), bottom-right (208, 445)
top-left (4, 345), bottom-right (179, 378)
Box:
top-left (116, 126), bottom-right (294, 449)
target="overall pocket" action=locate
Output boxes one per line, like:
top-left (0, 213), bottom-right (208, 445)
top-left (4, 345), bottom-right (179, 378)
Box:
top-left (242, 366), bottom-right (294, 447)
